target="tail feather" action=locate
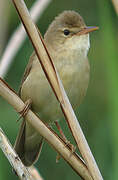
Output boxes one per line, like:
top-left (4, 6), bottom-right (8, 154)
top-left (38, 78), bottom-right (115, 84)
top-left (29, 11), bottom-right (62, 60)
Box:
top-left (14, 119), bottom-right (43, 166)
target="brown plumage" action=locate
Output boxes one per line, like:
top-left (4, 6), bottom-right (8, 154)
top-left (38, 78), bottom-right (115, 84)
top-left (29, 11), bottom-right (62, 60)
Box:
top-left (14, 10), bottom-right (97, 166)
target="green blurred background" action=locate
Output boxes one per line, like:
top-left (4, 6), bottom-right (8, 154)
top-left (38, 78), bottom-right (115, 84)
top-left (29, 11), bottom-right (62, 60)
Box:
top-left (0, 0), bottom-right (118, 179)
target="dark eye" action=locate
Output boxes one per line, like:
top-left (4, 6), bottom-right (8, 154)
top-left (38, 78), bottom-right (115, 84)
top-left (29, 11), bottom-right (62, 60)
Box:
top-left (63, 29), bottom-right (70, 36)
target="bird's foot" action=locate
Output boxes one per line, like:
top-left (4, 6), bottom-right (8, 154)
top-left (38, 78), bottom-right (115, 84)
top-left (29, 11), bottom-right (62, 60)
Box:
top-left (64, 139), bottom-right (76, 154)
top-left (55, 121), bottom-right (76, 162)
top-left (56, 141), bottom-right (76, 163)
top-left (17, 99), bottom-right (32, 121)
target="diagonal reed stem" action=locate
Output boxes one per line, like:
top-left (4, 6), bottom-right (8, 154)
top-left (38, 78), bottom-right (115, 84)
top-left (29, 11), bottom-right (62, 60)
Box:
top-left (0, 77), bottom-right (93, 180)
top-left (11, 0), bottom-right (103, 179)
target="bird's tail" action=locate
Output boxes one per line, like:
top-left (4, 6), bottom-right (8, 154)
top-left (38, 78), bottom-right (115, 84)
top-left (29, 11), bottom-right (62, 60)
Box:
top-left (14, 119), bottom-right (43, 166)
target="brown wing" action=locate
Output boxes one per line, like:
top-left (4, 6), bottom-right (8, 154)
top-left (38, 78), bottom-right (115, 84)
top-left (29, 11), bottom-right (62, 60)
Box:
top-left (18, 52), bottom-right (36, 96)
top-left (15, 52), bottom-right (44, 166)
top-left (15, 53), bottom-right (35, 155)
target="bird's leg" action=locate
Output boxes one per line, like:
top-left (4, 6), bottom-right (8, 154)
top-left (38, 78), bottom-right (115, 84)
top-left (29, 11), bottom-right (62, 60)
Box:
top-left (55, 121), bottom-right (76, 162)
top-left (17, 99), bottom-right (32, 121)
top-left (55, 121), bottom-right (67, 142)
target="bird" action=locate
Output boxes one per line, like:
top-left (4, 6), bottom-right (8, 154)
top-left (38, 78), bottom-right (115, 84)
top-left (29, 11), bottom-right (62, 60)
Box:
top-left (14, 10), bottom-right (98, 166)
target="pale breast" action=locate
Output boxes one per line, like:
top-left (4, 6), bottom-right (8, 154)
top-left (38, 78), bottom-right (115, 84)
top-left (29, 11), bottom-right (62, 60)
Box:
top-left (56, 51), bottom-right (90, 109)
top-left (21, 50), bottom-right (90, 123)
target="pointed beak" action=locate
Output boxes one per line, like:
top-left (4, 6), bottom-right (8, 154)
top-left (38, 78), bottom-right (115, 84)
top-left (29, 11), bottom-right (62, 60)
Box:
top-left (76, 26), bottom-right (99, 36)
